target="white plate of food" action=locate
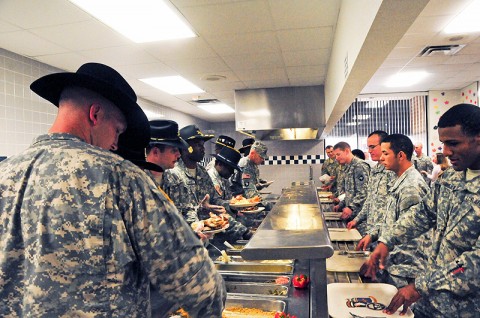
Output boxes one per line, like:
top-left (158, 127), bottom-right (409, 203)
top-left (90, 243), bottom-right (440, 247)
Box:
top-left (240, 206), bottom-right (265, 214)
top-left (192, 213), bottom-right (229, 234)
top-left (229, 195), bottom-right (261, 209)
top-left (327, 283), bottom-right (414, 317)
top-left (202, 223), bottom-right (229, 234)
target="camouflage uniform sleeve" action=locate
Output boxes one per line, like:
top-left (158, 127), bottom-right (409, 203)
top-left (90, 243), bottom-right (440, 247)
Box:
top-left (229, 169), bottom-right (245, 196)
top-left (353, 175), bottom-right (373, 224)
top-left (242, 168), bottom-right (260, 198)
top-left (348, 163), bottom-right (370, 215)
top-left (415, 237), bottom-right (480, 298)
top-left (162, 171), bottom-right (201, 224)
top-left (115, 163), bottom-right (226, 316)
top-left (379, 188), bottom-right (436, 249)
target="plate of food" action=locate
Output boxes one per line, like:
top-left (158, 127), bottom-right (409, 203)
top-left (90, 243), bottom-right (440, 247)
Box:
top-left (229, 195), bottom-right (261, 208)
top-left (191, 213), bottom-right (229, 234)
top-left (240, 206), bottom-right (265, 214)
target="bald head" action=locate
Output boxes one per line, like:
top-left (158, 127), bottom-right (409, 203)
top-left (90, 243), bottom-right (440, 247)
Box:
top-left (414, 142), bottom-right (423, 157)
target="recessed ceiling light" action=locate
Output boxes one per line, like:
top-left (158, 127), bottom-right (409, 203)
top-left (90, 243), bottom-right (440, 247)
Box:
top-left (198, 103), bottom-right (235, 114)
top-left (385, 71), bottom-right (429, 88)
top-left (140, 76), bottom-right (204, 95)
top-left (444, 0), bottom-right (480, 34)
top-left (69, 0), bottom-right (196, 43)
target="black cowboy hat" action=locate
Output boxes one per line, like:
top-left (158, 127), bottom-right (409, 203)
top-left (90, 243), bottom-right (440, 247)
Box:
top-left (212, 135), bottom-right (236, 148)
top-left (149, 120), bottom-right (189, 149)
top-left (115, 144), bottom-right (163, 173)
top-left (213, 146), bottom-right (241, 171)
top-left (239, 137), bottom-right (255, 154)
top-left (179, 125), bottom-right (214, 142)
top-left (30, 62), bottom-right (150, 149)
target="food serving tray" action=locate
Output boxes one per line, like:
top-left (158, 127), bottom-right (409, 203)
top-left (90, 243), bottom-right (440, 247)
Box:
top-left (326, 251), bottom-right (368, 272)
top-left (225, 296), bottom-right (286, 316)
top-left (221, 273), bottom-right (291, 285)
top-left (327, 283), bottom-right (414, 317)
top-left (328, 228), bottom-right (362, 241)
top-left (225, 282), bottom-right (289, 298)
top-left (215, 263), bottom-right (294, 275)
top-left (215, 255), bottom-right (294, 265)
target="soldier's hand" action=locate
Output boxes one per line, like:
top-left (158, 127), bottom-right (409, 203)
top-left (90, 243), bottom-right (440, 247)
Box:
top-left (362, 242), bottom-right (389, 280)
top-left (384, 283), bottom-right (421, 315)
top-left (208, 205), bottom-right (227, 215)
top-left (333, 205), bottom-right (340, 212)
top-left (346, 220), bottom-right (357, 229)
top-left (199, 194), bottom-right (210, 207)
top-left (356, 234), bottom-right (371, 251)
top-left (341, 207), bottom-right (353, 220)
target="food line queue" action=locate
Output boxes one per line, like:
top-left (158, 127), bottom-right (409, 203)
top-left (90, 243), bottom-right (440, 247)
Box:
top-left (0, 62), bottom-right (478, 317)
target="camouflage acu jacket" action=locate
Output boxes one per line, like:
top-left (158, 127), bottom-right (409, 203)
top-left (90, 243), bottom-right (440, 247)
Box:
top-left (0, 134), bottom-right (225, 317)
top-left (353, 163), bottom-right (396, 237)
top-left (337, 156), bottom-right (370, 217)
top-left (379, 167), bottom-right (479, 317)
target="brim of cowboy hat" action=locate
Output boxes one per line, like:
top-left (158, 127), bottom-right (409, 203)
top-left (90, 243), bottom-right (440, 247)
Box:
top-left (186, 135), bottom-right (214, 142)
top-left (30, 72), bottom-right (150, 148)
top-left (212, 153), bottom-right (241, 171)
top-left (151, 138), bottom-right (189, 150)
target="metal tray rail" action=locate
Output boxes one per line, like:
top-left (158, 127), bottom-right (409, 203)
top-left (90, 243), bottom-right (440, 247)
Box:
top-left (215, 263), bottom-right (294, 275)
top-left (225, 282), bottom-right (289, 298)
top-left (221, 273), bottom-right (292, 285)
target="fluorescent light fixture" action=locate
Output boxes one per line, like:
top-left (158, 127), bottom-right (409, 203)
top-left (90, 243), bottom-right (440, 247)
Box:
top-left (345, 122), bottom-right (358, 126)
top-left (444, 0), bottom-right (480, 34)
top-left (140, 76), bottom-right (204, 95)
top-left (353, 115), bottom-right (370, 120)
top-left (69, 0), bottom-right (196, 43)
top-left (198, 103), bottom-right (235, 114)
top-left (385, 71), bottom-right (429, 88)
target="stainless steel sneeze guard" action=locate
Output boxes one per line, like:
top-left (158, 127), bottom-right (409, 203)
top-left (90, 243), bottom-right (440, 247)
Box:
top-left (241, 184), bottom-right (334, 318)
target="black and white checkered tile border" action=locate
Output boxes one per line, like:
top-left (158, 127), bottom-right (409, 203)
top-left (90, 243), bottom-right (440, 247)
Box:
top-left (264, 155), bottom-right (323, 166)
top-left (201, 155), bottom-right (324, 167)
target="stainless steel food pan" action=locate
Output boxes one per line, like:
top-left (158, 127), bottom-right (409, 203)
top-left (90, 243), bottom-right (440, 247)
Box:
top-left (215, 263), bottom-right (294, 274)
top-left (226, 282), bottom-right (288, 297)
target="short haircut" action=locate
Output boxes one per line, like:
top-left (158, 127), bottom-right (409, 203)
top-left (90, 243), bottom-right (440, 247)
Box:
top-left (325, 145), bottom-right (333, 150)
top-left (352, 149), bottom-right (365, 160)
top-left (437, 103), bottom-right (480, 137)
top-left (333, 142), bottom-right (351, 151)
top-left (146, 143), bottom-right (167, 155)
top-left (368, 130), bottom-right (388, 143)
top-left (382, 134), bottom-right (414, 161)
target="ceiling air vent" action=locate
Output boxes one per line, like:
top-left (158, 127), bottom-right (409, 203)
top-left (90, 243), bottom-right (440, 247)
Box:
top-left (419, 44), bottom-right (465, 57)
top-left (193, 98), bottom-right (220, 104)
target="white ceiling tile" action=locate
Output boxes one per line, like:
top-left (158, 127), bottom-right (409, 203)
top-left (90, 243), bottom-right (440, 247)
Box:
top-left (0, 30), bottom-right (68, 57)
top-left (387, 47), bottom-right (423, 59)
top-left (114, 62), bottom-right (177, 79)
top-left (235, 67), bottom-right (288, 82)
top-left (408, 55), bottom-right (451, 67)
top-left (286, 65), bottom-right (327, 79)
top-left (145, 37), bottom-right (217, 59)
top-left (419, 0), bottom-right (472, 18)
top-left (80, 46), bottom-right (158, 67)
top-left (282, 49), bottom-right (330, 67)
top-left (289, 76), bottom-right (325, 86)
top-left (0, 0), bottom-right (90, 29)
top-left (204, 32), bottom-right (280, 56)
top-left (269, 0), bottom-right (341, 29)
top-left (163, 57), bottom-right (230, 74)
top-left (181, 1), bottom-right (274, 36)
top-left (276, 27), bottom-right (333, 51)
top-left (223, 52), bottom-right (284, 71)
top-left (443, 54), bottom-right (480, 64)
top-left (30, 20), bottom-right (130, 51)
top-left (407, 15), bottom-right (452, 34)
top-left (243, 78), bottom-right (290, 89)
top-left (34, 52), bottom-right (90, 72)
top-left (0, 20), bottom-right (20, 33)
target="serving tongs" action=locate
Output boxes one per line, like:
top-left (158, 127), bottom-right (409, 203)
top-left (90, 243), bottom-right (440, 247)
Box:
top-left (338, 250), bottom-right (370, 258)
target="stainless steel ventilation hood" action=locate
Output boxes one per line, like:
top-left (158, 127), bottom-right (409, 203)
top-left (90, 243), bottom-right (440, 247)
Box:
top-left (234, 86), bottom-right (325, 140)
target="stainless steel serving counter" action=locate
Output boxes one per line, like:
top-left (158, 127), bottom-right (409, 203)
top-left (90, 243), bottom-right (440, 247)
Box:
top-left (241, 183), bottom-right (334, 318)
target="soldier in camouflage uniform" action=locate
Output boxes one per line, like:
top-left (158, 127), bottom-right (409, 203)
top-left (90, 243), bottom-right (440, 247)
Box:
top-left (347, 131), bottom-right (396, 236)
top-left (364, 104), bottom-right (480, 318)
top-left (413, 142), bottom-right (434, 184)
top-left (320, 145), bottom-right (340, 193)
top-left (163, 125), bottom-right (252, 241)
top-left (359, 134), bottom-right (429, 288)
top-left (205, 135), bottom-right (236, 171)
top-left (207, 145), bottom-right (241, 202)
top-left (333, 142), bottom-right (370, 220)
top-left (0, 63), bottom-right (225, 317)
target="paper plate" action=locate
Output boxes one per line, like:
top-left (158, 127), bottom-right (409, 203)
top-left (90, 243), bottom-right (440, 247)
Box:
top-left (230, 202), bottom-right (259, 209)
top-left (327, 283), bottom-right (414, 318)
top-left (329, 228), bottom-right (362, 241)
top-left (202, 223), bottom-right (229, 234)
top-left (240, 206), bottom-right (265, 214)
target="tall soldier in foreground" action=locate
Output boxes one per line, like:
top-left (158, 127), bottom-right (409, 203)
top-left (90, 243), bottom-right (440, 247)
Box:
top-left (363, 104), bottom-right (480, 317)
top-left (0, 63), bottom-right (225, 317)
